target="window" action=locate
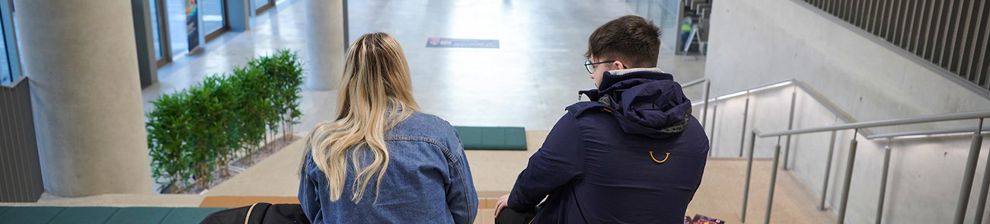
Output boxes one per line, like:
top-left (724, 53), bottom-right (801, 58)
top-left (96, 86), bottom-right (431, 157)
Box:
top-left (252, 0), bottom-right (274, 15)
top-left (202, 0), bottom-right (228, 41)
top-left (0, 0), bottom-right (19, 85)
top-left (0, 32), bottom-right (10, 84)
top-left (150, 0), bottom-right (165, 61)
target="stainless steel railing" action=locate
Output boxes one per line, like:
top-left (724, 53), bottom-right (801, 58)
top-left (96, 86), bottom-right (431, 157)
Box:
top-left (799, 0), bottom-right (990, 92)
top-left (866, 127), bottom-right (990, 140)
top-left (685, 79), bottom-right (833, 161)
top-left (682, 78), bottom-right (711, 133)
top-left (748, 111), bottom-right (990, 224)
top-left (684, 78), bottom-right (990, 223)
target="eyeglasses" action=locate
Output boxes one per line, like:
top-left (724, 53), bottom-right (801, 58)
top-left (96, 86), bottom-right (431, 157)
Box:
top-left (584, 59), bottom-right (616, 74)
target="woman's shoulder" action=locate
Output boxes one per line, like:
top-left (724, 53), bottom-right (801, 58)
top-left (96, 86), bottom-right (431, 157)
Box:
top-left (301, 151), bottom-right (324, 180)
top-left (406, 112), bottom-right (452, 126)
top-left (389, 112), bottom-right (458, 139)
top-left (395, 112), bottom-right (454, 132)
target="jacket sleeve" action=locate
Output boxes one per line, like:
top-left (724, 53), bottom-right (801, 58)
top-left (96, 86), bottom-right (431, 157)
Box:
top-left (445, 129), bottom-right (479, 224)
top-left (508, 113), bottom-right (585, 211)
top-left (298, 153), bottom-right (323, 224)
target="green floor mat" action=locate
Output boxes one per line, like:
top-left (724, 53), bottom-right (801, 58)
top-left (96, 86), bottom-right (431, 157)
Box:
top-left (0, 206), bottom-right (223, 224)
top-left (160, 207), bottom-right (224, 224)
top-left (105, 207), bottom-right (174, 224)
top-left (455, 126), bottom-right (527, 150)
top-left (0, 207), bottom-right (64, 224)
top-left (49, 207), bottom-right (119, 224)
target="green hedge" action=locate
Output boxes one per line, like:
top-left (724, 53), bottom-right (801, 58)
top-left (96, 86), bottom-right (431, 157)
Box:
top-left (146, 50), bottom-right (303, 192)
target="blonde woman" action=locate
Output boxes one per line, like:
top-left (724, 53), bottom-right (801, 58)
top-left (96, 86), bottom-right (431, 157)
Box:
top-left (298, 32), bottom-right (477, 224)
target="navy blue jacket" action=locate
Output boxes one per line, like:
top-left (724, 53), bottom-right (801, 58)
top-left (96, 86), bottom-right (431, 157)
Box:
top-left (507, 68), bottom-right (710, 223)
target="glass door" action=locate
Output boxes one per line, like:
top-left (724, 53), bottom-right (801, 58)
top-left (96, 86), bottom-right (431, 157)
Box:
top-left (252, 0), bottom-right (274, 15)
top-left (0, 0), bottom-right (19, 84)
top-left (202, 0), bottom-right (228, 41)
top-left (149, 0), bottom-right (170, 66)
top-left (166, 0), bottom-right (189, 57)
top-left (0, 22), bottom-right (10, 84)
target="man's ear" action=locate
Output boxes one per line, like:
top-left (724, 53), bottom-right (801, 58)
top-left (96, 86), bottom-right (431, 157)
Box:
top-left (612, 60), bottom-right (626, 70)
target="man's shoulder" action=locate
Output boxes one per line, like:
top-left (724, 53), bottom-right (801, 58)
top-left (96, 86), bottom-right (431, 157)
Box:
top-left (669, 116), bottom-right (711, 155)
top-left (564, 101), bottom-right (609, 118)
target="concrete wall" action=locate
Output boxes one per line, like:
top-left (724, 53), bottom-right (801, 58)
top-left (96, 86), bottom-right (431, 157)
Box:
top-left (703, 0), bottom-right (990, 221)
top-left (704, 0), bottom-right (990, 135)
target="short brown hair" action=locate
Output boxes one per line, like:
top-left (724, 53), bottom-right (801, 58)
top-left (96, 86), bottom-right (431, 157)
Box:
top-left (585, 15), bottom-right (661, 68)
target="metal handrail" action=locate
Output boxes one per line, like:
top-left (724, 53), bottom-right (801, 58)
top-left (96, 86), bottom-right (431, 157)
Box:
top-left (681, 78), bottom-right (707, 88)
top-left (690, 78), bottom-right (989, 144)
top-left (689, 79), bottom-right (794, 107)
top-left (701, 79), bottom-right (990, 140)
top-left (745, 110), bottom-right (990, 224)
top-left (759, 111), bottom-right (990, 137)
top-left (692, 77), bottom-right (990, 223)
top-left (680, 78), bottom-right (712, 144)
top-left (689, 79), bottom-right (861, 165)
top-left (867, 127), bottom-right (990, 140)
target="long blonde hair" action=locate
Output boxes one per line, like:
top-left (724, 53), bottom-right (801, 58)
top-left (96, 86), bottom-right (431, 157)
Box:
top-left (308, 32), bottom-right (418, 203)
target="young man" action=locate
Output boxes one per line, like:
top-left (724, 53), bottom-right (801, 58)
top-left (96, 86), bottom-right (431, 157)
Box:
top-left (494, 15), bottom-right (710, 223)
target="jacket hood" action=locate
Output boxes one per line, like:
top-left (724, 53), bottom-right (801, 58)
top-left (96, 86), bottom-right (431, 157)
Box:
top-left (576, 68), bottom-right (693, 139)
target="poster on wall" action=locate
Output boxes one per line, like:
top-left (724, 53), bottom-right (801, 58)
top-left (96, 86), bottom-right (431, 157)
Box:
top-left (186, 0), bottom-right (200, 52)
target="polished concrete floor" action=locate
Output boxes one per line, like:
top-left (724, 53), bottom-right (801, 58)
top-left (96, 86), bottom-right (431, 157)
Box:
top-left (141, 0), bottom-right (707, 134)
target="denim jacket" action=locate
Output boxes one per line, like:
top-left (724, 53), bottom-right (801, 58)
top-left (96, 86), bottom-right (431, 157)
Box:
top-left (298, 112), bottom-right (478, 224)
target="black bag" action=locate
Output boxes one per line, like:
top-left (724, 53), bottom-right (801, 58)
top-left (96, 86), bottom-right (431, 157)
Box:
top-left (495, 207), bottom-right (536, 224)
top-left (200, 203), bottom-right (310, 224)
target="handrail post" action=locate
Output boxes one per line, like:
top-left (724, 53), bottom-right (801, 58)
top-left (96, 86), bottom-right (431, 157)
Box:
top-left (741, 131), bottom-right (757, 223)
top-left (954, 118), bottom-right (985, 224)
top-left (820, 130), bottom-right (838, 210)
top-left (739, 92), bottom-right (751, 158)
top-left (876, 140), bottom-right (892, 224)
top-left (763, 137), bottom-right (783, 224)
top-left (701, 80), bottom-right (710, 128)
top-left (838, 129), bottom-right (859, 224)
top-left (783, 87), bottom-right (797, 170)
top-left (709, 102), bottom-right (718, 157)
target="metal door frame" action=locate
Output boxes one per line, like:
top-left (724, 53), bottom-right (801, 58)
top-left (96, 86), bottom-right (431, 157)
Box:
top-left (204, 0), bottom-right (230, 42)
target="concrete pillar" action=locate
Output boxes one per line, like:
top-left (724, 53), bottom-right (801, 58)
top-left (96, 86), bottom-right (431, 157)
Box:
top-left (305, 0), bottom-right (347, 91)
top-left (15, 0), bottom-right (153, 196)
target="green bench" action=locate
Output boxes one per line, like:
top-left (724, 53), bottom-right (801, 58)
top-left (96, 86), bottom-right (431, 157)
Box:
top-left (0, 206), bottom-right (223, 224)
top-left (454, 126), bottom-right (527, 151)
